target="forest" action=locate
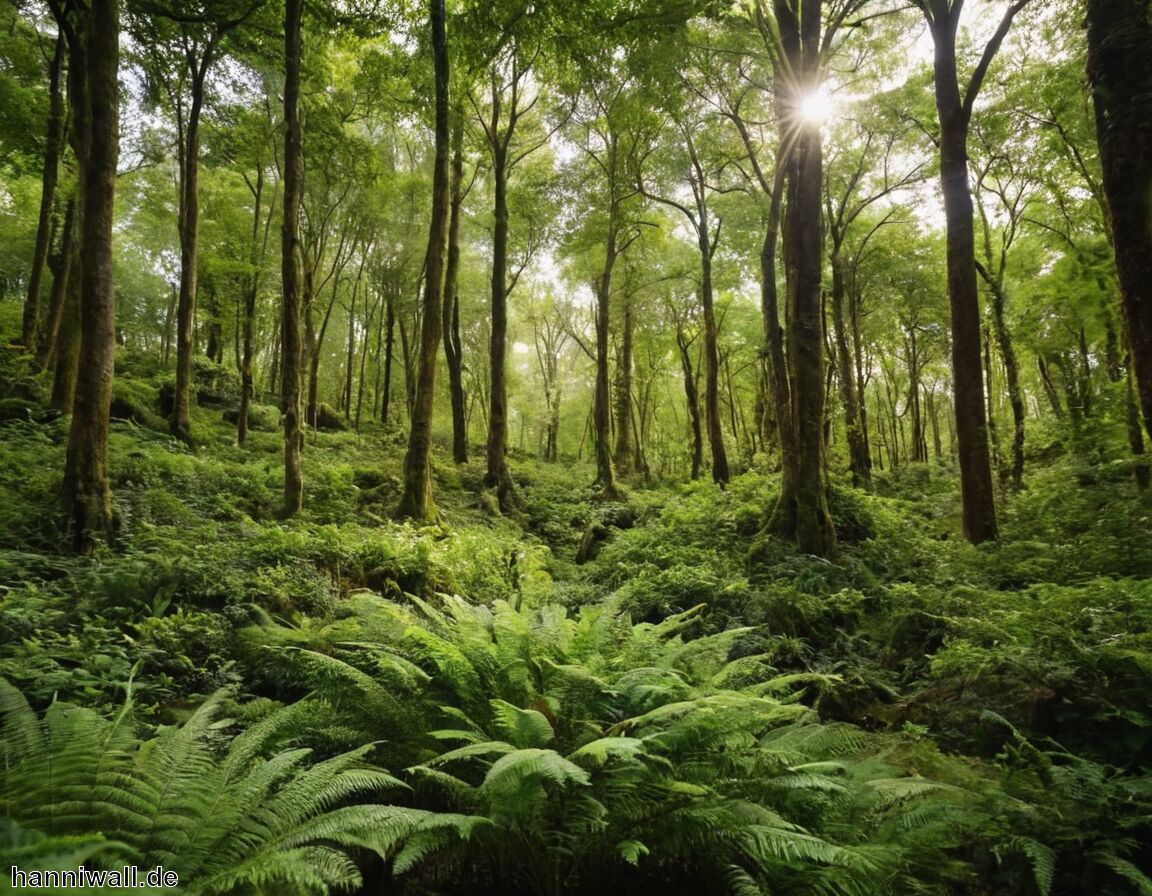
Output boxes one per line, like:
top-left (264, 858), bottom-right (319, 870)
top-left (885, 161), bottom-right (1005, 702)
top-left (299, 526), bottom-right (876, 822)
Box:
top-left (1, 0), bottom-right (1152, 893)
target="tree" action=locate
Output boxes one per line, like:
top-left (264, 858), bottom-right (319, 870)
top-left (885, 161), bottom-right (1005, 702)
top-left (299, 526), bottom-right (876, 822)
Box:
top-left (472, 37), bottom-right (548, 510)
top-left (21, 31), bottom-right (65, 354)
top-left (130, 0), bottom-right (260, 444)
top-left (51, 0), bottom-right (120, 552)
top-left (1085, 0), bottom-right (1152, 441)
top-left (396, 0), bottom-right (451, 522)
top-left (639, 105), bottom-right (731, 485)
top-left (281, 0), bottom-right (304, 516)
top-left (915, 0), bottom-right (1032, 543)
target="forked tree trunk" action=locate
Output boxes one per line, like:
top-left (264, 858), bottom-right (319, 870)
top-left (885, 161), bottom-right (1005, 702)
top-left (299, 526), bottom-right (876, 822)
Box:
top-left (443, 102), bottom-right (468, 462)
top-left (920, 0), bottom-right (1029, 542)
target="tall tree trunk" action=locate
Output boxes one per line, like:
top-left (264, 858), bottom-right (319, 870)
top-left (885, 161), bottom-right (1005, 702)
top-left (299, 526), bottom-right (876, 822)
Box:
top-left (203, 277), bottom-right (224, 364)
top-left (171, 49), bottom-right (215, 445)
top-left (830, 250), bottom-right (870, 485)
top-left (396, 0), bottom-right (450, 522)
top-left (51, 249), bottom-right (81, 413)
top-left (677, 325), bottom-right (703, 480)
top-left (1086, 0), bottom-right (1152, 437)
top-left (443, 102), bottom-right (468, 462)
top-left (56, 0), bottom-right (120, 553)
top-left (593, 203), bottom-right (621, 500)
top-left (982, 272), bottom-right (1025, 490)
top-left (238, 168), bottom-right (272, 445)
top-left (761, 161), bottom-right (792, 490)
top-left (486, 119), bottom-right (515, 507)
top-left (24, 33), bottom-right (66, 353)
top-left (381, 289), bottom-right (395, 425)
top-left (614, 296), bottom-right (635, 474)
top-left (699, 213), bottom-right (729, 485)
top-left (768, 0), bottom-right (835, 557)
top-left (38, 196), bottom-right (76, 371)
top-left (921, 0), bottom-right (1028, 543)
top-left (281, 0), bottom-right (305, 516)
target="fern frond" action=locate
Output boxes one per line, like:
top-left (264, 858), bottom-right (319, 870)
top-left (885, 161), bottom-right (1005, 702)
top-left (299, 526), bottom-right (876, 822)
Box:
top-left (481, 748), bottom-right (591, 797)
top-left (424, 739), bottom-right (518, 767)
top-left (490, 699), bottom-right (554, 748)
top-left (724, 863), bottom-right (766, 896)
top-left (1092, 853), bottom-right (1152, 896)
top-left (995, 836), bottom-right (1055, 896)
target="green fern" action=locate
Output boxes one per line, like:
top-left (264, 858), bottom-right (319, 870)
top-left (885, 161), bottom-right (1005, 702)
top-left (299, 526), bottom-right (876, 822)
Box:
top-left (0, 681), bottom-right (422, 895)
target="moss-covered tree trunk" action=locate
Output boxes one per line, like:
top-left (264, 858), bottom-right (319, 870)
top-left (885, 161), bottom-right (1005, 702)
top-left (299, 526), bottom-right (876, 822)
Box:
top-left (396, 0), bottom-right (450, 522)
top-left (766, 0), bottom-right (835, 558)
top-left (281, 0), bottom-right (304, 516)
top-left (54, 0), bottom-right (119, 553)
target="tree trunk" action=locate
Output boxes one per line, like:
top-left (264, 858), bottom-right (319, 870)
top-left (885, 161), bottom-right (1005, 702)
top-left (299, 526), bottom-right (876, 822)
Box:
top-left (24, 33), bottom-right (66, 353)
top-left (381, 289), bottom-right (395, 425)
top-left (593, 206), bottom-right (621, 500)
top-left (830, 250), bottom-right (870, 485)
top-left (281, 0), bottom-right (305, 516)
top-left (171, 50), bottom-right (214, 446)
top-left (38, 196), bottom-right (76, 371)
top-left (922, 0), bottom-right (1023, 543)
top-left (486, 124), bottom-right (516, 508)
top-left (614, 296), bottom-right (635, 474)
top-left (983, 273), bottom-right (1025, 490)
top-left (57, 0), bottom-right (120, 553)
top-left (1086, 0), bottom-right (1152, 437)
top-left (767, 0), bottom-right (836, 557)
top-left (396, 0), bottom-right (450, 522)
top-left (51, 249), bottom-right (81, 413)
top-left (238, 167), bottom-right (269, 445)
top-left (677, 325), bottom-right (703, 480)
top-left (444, 101), bottom-right (468, 463)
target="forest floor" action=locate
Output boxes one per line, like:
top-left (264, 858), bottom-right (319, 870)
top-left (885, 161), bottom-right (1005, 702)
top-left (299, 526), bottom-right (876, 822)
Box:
top-left (2, 344), bottom-right (1151, 895)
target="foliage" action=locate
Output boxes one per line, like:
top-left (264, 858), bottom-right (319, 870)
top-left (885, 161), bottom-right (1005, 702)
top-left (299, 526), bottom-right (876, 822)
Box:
top-left (0, 682), bottom-right (418, 895)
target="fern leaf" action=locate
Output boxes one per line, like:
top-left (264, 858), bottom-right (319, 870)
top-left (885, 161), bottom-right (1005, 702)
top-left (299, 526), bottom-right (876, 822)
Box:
top-left (481, 748), bottom-right (591, 796)
top-left (996, 836), bottom-right (1055, 896)
top-left (490, 699), bottom-right (554, 748)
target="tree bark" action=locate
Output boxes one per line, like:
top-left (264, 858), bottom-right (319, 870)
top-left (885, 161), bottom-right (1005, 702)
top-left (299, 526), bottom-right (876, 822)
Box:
top-left (38, 196), bottom-right (76, 372)
top-left (281, 0), bottom-right (305, 516)
top-left (921, 0), bottom-right (1023, 543)
top-left (593, 201), bottom-right (622, 500)
top-left (677, 324), bottom-right (703, 480)
top-left (56, 0), bottom-right (120, 553)
top-left (830, 249), bottom-right (870, 485)
top-left (486, 95), bottom-right (516, 508)
top-left (613, 296), bottom-right (635, 474)
top-left (767, 0), bottom-right (836, 557)
top-left (443, 101), bottom-right (468, 463)
top-left (171, 42), bottom-right (216, 445)
top-left (396, 0), bottom-right (450, 522)
top-left (24, 33), bottom-right (66, 354)
top-left (1086, 0), bottom-right (1152, 437)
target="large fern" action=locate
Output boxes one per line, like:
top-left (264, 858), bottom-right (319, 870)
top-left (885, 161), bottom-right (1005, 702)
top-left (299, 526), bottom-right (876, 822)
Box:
top-left (0, 680), bottom-right (428, 895)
